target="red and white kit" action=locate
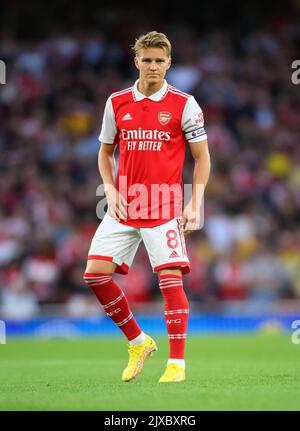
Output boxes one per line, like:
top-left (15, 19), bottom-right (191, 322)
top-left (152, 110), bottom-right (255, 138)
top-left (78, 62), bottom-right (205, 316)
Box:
top-left (88, 79), bottom-right (207, 274)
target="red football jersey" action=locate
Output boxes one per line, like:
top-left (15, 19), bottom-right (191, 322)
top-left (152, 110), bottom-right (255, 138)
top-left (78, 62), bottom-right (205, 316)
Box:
top-left (99, 80), bottom-right (207, 227)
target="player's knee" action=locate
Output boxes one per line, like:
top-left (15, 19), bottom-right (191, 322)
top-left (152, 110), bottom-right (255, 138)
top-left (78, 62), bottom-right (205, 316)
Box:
top-left (157, 267), bottom-right (183, 277)
top-left (84, 259), bottom-right (116, 276)
top-left (83, 259), bottom-right (116, 289)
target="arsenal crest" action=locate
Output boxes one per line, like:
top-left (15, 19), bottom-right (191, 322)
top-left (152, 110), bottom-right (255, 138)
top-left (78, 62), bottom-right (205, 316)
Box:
top-left (158, 111), bottom-right (171, 125)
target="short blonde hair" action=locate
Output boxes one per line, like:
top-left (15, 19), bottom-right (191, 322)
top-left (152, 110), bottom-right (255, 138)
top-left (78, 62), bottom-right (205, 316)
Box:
top-left (132, 31), bottom-right (171, 57)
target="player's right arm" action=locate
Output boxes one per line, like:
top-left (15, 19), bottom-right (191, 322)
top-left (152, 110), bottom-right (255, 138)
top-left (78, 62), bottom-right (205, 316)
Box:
top-left (98, 144), bottom-right (128, 220)
top-left (98, 96), bottom-right (128, 220)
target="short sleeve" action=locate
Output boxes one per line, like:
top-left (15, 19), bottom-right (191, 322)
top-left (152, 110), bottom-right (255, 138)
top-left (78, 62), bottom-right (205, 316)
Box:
top-left (181, 96), bottom-right (207, 143)
top-left (98, 96), bottom-right (117, 144)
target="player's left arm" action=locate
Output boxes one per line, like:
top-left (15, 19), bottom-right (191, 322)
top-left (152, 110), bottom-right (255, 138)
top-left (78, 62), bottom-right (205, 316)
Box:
top-left (181, 96), bottom-right (211, 235)
top-left (182, 139), bottom-right (211, 235)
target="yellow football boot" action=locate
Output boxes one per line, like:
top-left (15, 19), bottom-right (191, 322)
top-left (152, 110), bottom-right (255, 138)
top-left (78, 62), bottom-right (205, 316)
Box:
top-left (158, 363), bottom-right (185, 383)
top-left (122, 335), bottom-right (158, 382)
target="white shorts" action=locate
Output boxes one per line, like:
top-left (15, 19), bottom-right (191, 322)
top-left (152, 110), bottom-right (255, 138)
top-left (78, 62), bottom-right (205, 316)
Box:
top-left (88, 213), bottom-right (190, 275)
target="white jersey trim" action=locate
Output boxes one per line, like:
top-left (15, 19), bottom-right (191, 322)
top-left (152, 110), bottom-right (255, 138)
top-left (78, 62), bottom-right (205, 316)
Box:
top-left (111, 87), bottom-right (133, 99)
top-left (132, 79), bottom-right (169, 102)
top-left (168, 87), bottom-right (190, 99)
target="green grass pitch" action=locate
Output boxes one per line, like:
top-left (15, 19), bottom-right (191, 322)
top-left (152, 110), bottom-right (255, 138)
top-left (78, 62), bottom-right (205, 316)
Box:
top-left (0, 334), bottom-right (300, 410)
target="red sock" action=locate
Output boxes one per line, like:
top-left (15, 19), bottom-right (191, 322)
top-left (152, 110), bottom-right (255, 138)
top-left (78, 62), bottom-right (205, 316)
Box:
top-left (84, 273), bottom-right (142, 341)
top-left (159, 274), bottom-right (189, 359)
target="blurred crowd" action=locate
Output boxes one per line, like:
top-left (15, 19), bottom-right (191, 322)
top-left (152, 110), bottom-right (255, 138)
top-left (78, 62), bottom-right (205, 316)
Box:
top-left (1, 12), bottom-right (300, 318)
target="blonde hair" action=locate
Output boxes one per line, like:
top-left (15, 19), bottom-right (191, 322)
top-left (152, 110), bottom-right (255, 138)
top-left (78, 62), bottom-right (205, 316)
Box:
top-left (132, 31), bottom-right (171, 57)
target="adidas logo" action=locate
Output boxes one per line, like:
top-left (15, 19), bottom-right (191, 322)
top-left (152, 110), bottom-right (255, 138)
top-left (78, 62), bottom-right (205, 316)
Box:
top-left (169, 250), bottom-right (179, 258)
top-left (122, 113), bottom-right (132, 120)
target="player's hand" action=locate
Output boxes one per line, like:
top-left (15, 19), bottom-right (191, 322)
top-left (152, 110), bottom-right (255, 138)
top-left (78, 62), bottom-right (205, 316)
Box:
top-left (182, 201), bottom-right (200, 236)
top-left (106, 186), bottom-right (128, 221)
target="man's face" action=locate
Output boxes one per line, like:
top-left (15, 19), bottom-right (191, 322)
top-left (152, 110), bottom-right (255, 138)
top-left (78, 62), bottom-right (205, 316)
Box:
top-left (134, 47), bottom-right (171, 85)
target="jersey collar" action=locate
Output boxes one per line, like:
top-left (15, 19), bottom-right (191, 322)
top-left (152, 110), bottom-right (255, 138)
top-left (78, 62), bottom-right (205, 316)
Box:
top-left (132, 79), bottom-right (169, 102)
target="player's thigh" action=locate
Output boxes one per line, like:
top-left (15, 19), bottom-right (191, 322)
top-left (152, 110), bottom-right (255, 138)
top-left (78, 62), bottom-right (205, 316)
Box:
top-left (85, 259), bottom-right (117, 275)
top-left (86, 213), bottom-right (141, 274)
top-left (141, 217), bottom-right (190, 274)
